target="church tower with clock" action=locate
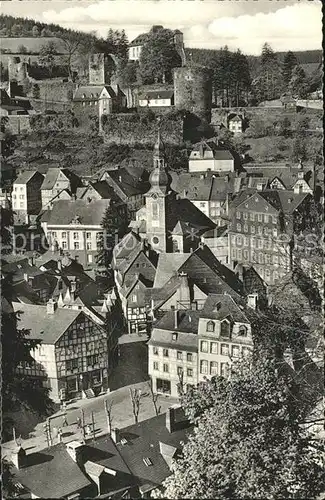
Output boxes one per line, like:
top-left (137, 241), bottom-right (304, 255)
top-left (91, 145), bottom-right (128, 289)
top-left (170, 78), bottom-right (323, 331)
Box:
top-left (145, 131), bottom-right (175, 253)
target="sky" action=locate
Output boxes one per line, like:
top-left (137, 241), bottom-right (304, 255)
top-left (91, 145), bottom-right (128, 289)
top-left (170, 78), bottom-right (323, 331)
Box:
top-left (0, 0), bottom-right (322, 55)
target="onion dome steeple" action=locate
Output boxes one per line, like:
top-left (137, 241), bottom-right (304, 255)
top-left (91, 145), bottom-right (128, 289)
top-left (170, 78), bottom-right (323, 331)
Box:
top-left (149, 129), bottom-right (171, 194)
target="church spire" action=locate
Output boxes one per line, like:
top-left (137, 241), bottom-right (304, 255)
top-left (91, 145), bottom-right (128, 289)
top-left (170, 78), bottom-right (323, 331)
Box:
top-left (153, 127), bottom-right (164, 169)
top-left (149, 129), bottom-right (171, 193)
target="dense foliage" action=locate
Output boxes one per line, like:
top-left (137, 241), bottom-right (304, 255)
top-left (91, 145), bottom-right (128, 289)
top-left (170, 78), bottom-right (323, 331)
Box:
top-left (139, 27), bottom-right (182, 84)
top-left (156, 355), bottom-right (324, 499)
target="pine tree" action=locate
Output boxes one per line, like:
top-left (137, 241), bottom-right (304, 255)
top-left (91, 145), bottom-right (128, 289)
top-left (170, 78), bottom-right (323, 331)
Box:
top-left (289, 65), bottom-right (309, 98)
top-left (282, 51), bottom-right (298, 85)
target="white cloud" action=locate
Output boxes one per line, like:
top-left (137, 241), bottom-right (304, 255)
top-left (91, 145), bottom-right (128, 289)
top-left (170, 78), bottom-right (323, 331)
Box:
top-left (34, 0), bottom-right (322, 54)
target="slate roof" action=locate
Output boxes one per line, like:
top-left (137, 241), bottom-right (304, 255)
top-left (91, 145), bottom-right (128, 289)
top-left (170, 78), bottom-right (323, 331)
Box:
top-left (190, 140), bottom-right (234, 161)
top-left (154, 309), bottom-right (201, 334)
top-left (201, 293), bottom-right (249, 323)
top-left (139, 90), bottom-right (174, 99)
top-left (84, 181), bottom-right (118, 200)
top-left (149, 326), bottom-right (198, 352)
top-left (14, 170), bottom-right (43, 185)
top-left (166, 198), bottom-right (216, 235)
top-left (116, 413), bottom-right (192, 490)
top-left (153, 253), bottom-right (191, 288)
top-left (41, 168), bottom-right (69, 190)
top-left (44, 199), bottom-right (111, 226)
top-left (13, 443), bottom-right (92, 498)
top-left (113, 232), bottom-right (142, 262)
top-left (105, 168), bottom-right (149, 198)
top-left (172, 172), bottom-right (235, 202)
top-left (13, 302), bottom-right (82, 344)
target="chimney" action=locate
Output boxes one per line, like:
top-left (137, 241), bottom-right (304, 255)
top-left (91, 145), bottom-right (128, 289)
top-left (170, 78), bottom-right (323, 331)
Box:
top-left (174, 308), bottom-right (179, 329)
top-left (57, 259), bottom-right (62, 271)
top-left (118, 175), bottom-right (122, 183)
top-left (247, 293), bottom-right (258, 310)
top-left (23, 272), bottom-right (28, 282)
top-left (47, 298), bottom-right (58, 315)
top-left (28, 256), bottom-right (34, 267)
top-left (165, 404), bottom-right (183, 433)
top-left (111, 428), bottom-right (120, 444)
top-left (66, 441), bottom-right (85, 465)
top-left (10, 445), bottom-right (26, 470)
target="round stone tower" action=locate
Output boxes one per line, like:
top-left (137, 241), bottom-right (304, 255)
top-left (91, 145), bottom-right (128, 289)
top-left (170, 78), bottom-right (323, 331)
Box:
top-left (173, 66), bottom-right (212, 122)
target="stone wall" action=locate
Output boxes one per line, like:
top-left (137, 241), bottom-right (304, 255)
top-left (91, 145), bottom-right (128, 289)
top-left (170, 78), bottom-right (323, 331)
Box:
top-left (101, 111), bottom-right (184, 146)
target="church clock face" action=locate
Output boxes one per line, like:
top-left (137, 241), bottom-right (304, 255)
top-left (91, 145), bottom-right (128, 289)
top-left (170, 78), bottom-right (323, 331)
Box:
top-left (152, 236), bottom-right (159, 245)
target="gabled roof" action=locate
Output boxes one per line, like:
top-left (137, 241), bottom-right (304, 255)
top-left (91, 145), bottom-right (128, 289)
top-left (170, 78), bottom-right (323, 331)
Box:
top-left (139, 90), bottom-right (174, 99)
top-left (190, 140), bottom-right (234, 161)
top-left (44, 199), bottom-right (111, 226)
top-left (113, 232), bottom-right (142, 262)
top-left (13, 302), bottom-right (82, 344)
top-left (13, 443), bottom-right (92, 499)
top-left (153, 253), bottom-right (191, 289)
top-left (73, 85), bottom-right (115, 101)
top-left (40, 168), bottom-right (74, 190)
top-left (201, 293), bottom-right (249, 323)
top-left (153, 308), bottom-right (200, 334)
top-left (14, 170), bottom-right (43, 185)
top-left (83, 181), bottom-right (118, 200)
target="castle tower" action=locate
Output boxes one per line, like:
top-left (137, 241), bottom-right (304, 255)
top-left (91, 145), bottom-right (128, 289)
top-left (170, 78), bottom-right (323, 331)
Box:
top-left (173, 30), bottom-right (186, 67)
top-left (89, 53), bottom-right (112, 85)
top-left (173, 66), bottom-right (212, 122)
top-left (145, 131), bottom-right (173, 253)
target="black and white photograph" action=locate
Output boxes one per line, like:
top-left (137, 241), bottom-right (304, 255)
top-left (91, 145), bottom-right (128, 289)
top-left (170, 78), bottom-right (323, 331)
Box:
top-left (0, 0), bottom-right (323, 498)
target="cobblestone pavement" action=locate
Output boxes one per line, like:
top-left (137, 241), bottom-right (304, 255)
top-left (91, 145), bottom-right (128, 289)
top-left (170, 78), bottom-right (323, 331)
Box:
top-left (2, 380), bottom-right (178, 458)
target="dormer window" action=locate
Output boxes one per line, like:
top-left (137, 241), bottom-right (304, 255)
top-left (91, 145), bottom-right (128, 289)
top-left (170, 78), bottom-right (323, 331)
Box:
top-left (206, 320), bottom-right (215, 332)
top-left (238, 325), bottom-right (248, 337)
top-left (220, 320), bottom-right (230, 337)
top-left (172, 333), bottom-right (177, 341)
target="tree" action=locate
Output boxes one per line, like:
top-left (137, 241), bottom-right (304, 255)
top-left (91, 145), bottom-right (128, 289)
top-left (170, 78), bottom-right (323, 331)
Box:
top-left (289, 65), bottom-right (309, 98)
top-left (252, 43), bottom-right (283, 102)
top-left (32, 25), bottom-right (40, 37)
top-left (282, 51), bottom-right (298, 85)
top-left (148, 379), bottom-right (160, 416)
top-left (129, 388), bottom-right (142, 424)
top-left (95, 204), bottom-right (121, 290)
top-left (2, 459), bottom-right (20, 498)
top-left (59, 33), bottom-right (84, 80)
top-left (17, 44), bottom-right (27, 54)
top-left (32, 83), bottom-right (40, 99)
top-left (158, 355), bottom-right (324, 499)
top-left (11, 24), bottom-right (22, 37)
top-left (139, 27), bottom-right (181, 84)
top-left (39, 42), bottom-right (57, 77)
top-left (1, 276), bottom-right (53, 441)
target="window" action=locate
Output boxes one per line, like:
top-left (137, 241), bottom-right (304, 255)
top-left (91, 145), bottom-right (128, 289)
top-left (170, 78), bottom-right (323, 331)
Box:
top-left (243, 212), bottom-right (248, 220)
top-left (177, 351), bottom-right (182, 360)
top-left (243, 249), bottom-right (248, 259)
top-left (86, 242), bottom-right (92, 250)
top-left (258, 226), bottom-right (262, 235)
top-left (163, 363), bottom-right (169, 373)
top-left (257, 239), bottom-right (263, 249)
top-left (264, 214), bottom-right (269, 223)
top-left (238, 325), bottom-right (248, 337)
top-left (153, 347), bottom-right (159, 355)
top-left (272, 216), bottom-right (277, 224)
top-left (52, 231), bottom-right (57, 238)
top-left (74, 242), bottom-right (79, 250)
top-left (177, 366), bottom-right (183, 376)
top-left (66, 358), bottom-right (78, 371)
top-left (200, 341), bottom-right (208, 353)
top-left (273, 228), bottom-right (278, 237)
top-left (87, 354), bottom-right (99, 366)
top-left (236, 212), bottom-right (241, 219)
top-left (236, 235), bottom-right (242, 245)
top-left (258, 214), bottom-right (263, 222)
top-left (264, 227), bottom-right (268, 235)
top-left (187, 353), bottom-right (193, 362)
top-left (200, 360), bottom-right (208, 374)
top-left (187, 368), bottom-right (193, 377)
top-left (163, 349), bottom-right (169, 357)
top-left (250, 213), bottom-right (255, 221)
top-left (210, 361), bottom-right (218, 375)
top-left (73, 232), bottom-right (79, 240)
top-left (206, 321), bottom-right (215, 332)
top-left (258, 253), bottom-right (264, 264)
top-left (86, 232), bottom-right (91, 239)
top-left (220, 321), bottom-right (230, 337)
top-left (273, 255), bottom-right (279, 266)
top-left (153, 361), bottom-right (159, 371)
top-left (172, 333), bottom-right (178, 341)
top-left (236, 223), bottom-right (241, 231)
top-left (220, 362), bottom-right (229, 377)
top-left (152, 202), bottom-right (159, 221)
top-left (210, 342), bottom-right (218, 354)
top-left (221, 343), bottom-right (229, 356)
top-left (131, 294), bottom-right (137, 303)
top-left (88, 255), bottom-right (93, 264)
top-left (232, 345), bottom-right (240, 357)
top-left (62, 241), bottom-right (67, 249)
top-left (61, 232), bottom-right (67, 239)
top-left (242, 347), bottom-right (251, 357)
top-left (251, 225), bottom-right (256, 234)
top-left (200, 202), bottom-right (205, 207)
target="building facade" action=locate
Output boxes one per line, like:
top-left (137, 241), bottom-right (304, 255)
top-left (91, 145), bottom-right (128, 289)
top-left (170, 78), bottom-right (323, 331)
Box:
top-left (12, 170), bottom-right (44, 221)
top-left (188, 140), bottom-right (234, 173)
top-left (14, 299), bottom-right (117, 402)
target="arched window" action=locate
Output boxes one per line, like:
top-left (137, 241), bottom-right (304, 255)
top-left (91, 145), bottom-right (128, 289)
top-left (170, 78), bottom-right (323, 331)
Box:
top-left (220, 320), bottom-right (230, 337)
top-left (206, 321), bottom-right (215, 333)
top-left (238, 325), bottom-right (248, 337)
